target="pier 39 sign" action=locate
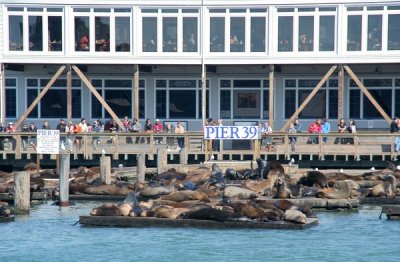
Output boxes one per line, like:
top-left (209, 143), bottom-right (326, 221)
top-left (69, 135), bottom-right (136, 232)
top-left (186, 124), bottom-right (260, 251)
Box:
top-left (36, 129), bottom-right (60, 154)
top-left (204, 126), bottom-right (260, 140)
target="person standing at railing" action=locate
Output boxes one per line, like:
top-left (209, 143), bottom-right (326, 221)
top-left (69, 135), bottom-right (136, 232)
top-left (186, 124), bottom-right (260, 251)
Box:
top-left (65, 121), bottom-right (74, 151)
top-left (153, 119), bottom-right (163, 144)
top-left (321, 117), bottom-right (331, 144)
top-left (42, 120), bottom-right (51, 130)
top-left (131, 118), bottom-right (142, 144)
top-left (261, 121), bottom-right (273, 151)
top-left (0, 122), bottom-right (5, 150)
top-left (347, 119), bottom-right (357, 144)
top-left (74, 123), bottom-right (83, 151)
top-left (28, 123), bottom-right (37, 150)
top-left (91, 120), bottom-right (102, 149)
top-left (308, 119), bottom-right (322, 144)
top-left (5, 122), bottom-right (16, 150)
top-left (336, 118), bottom-right (347, 144)
top-left (56, 119), bottom-right (67, 150)
top-left (144, 118), bottom-right (152, 144)
top-left (21, 123), bottom-right (29, 151)
top-left (175, 121), bottom-right (185, 150)
top-left (390, 117), bottom-right (400, 152)
top-left (288, 122), bottom-right (297, 152)
top-left (164, 123), bottom-right (174, 149)
top-left (294, 118), bottom-right (302, 133)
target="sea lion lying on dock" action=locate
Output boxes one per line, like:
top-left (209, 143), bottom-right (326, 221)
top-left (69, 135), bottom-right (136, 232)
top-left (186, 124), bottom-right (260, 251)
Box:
top-left (284, 209), bottom-right (306, 224)
top-left (160, 190), bottom-right (210, 202)
top-left (139, 185), bottom-right (175, 197)
top-left (179, 206), bottom-right (238, 222)
top-left (84, 183), bottom-right (133, 195)
top-left (370, 174), bottom-right (397, 197)
top-left (223, 186), bottom-right (257, 200)
top-left (322, 180), bottom-right (351, 199)
top-left (90, 203), bottom-right (122, 216)
top-left (297, 171), bottom-right (327, 188)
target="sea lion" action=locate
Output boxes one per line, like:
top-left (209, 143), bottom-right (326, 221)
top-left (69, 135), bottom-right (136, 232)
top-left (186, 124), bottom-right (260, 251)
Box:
top-left (0, 201), bottom-right (11, 217)
top-left (256, 158), bottom-right (270, 179)
top-left (180, 206), bottom-right (237, 222)
top-left (370, 174), bottom-right (397, 197)
top-left (223, 186), bottom-right (257, 200)
top-left (273, 178), bottom-right (292, 198)
top-left (118, 203), bottom-right (133, 216)
top-left (323, 180), bottom-right (351, 199)
top-left (297, 171), bottom-right (327, 188)
top-left (206, 163), bottom-right (225, 189)
top-left (284, 209), bottom-right (307, 224)
top-left (241, 172), bottom-right (278, 196)
top-left (139, 185), bottom-right (175, 197)
top-left (148, 205), bottom-right (189, 219)
top-left (84, 184), bottom-right (132, 195)
top-left (225, 168), bottom-right (238, 180)
top-left (160, 190), bottom-right (210, 202)
top-left (85, 171), bottom-right (100, 184)
top-left (185, 166), bottom-right (212, 184)
top-left (90, 203), bottom-right (121, 216)
top-left (268, 160), bottom-right (285, 174)
top-left (155, 168), bottom-right (187, 181)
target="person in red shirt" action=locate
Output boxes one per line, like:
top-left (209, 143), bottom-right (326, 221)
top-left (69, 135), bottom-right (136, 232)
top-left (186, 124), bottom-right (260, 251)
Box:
top-left (153, 119), bottom-right (163, 144)
top-left (308, 119), bottom-right (322, 144)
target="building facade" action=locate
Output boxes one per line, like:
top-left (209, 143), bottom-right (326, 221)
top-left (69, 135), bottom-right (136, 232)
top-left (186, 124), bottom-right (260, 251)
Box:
top-left (1, 0), bottom-right (400, 131)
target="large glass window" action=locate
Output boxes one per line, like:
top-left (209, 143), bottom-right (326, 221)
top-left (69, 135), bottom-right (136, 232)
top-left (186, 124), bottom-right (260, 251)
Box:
top-left (349, 90), bottom-right (361, 119)
top-left (5, 79), bottom-right (17, 118)
top-left (210, 17), bottom-right (225, 52)
top-left (163, 18), bottom-right (177, 52)
top-left (364, 90), bottom-right (392, 118)
top-left (142, 17), bottom-right (157, 52)
top-left (28, 16), bottom-right (43, 51)
top-left (278, 17), bottom-right (293, 52)
top-left (95, 17), bottom-right (110, 52)
top-left (298, 16), bottom-right (314, 51)
top-left (75, 16), bottom-right (90, 51)
top-left (9, 16), bottom-right (23, 51)
top-left (388, 14), bottom-right (400, 50)
top-left (319, 16), bottom-right (335, 51)
top-left (115, 17), bottom-right (130, 52)
top-left (251, 17), bottom-right (266, 52)
top-left (367, 15), bottom-right (382, 51)
top-left (347, 15), bottom-right (362, 51)
top-left (48, 16), bottom-right (62, 51)
top-left (183, 17), bottom-right (198, 52)
top-left (230, 17), bottom-right (245, 52)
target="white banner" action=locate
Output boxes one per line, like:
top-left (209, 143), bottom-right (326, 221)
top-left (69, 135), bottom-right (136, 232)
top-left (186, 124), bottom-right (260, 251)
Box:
top-left (204, 126), bottom-right (260, 140)
top-left (36, 129), bottom-right (60, 154)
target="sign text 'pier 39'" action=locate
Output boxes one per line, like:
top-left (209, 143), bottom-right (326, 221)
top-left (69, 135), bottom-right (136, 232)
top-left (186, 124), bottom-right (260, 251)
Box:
top-left (204, 126), bottom-right (260, 140)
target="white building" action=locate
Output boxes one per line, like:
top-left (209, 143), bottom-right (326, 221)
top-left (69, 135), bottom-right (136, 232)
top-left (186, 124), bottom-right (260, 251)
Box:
top-left (1, 0), bottom-right (400, 131)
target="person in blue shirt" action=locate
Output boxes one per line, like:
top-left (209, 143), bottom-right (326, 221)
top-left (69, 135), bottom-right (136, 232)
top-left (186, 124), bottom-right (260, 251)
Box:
top-left (321, 117), bottom-right (331, 143)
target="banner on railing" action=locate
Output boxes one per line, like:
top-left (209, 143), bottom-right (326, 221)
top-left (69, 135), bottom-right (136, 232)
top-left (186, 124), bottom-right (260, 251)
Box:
top-left (36, 129), bottom-right (60, 154)
top-left (204, 126), bottom-right (260, 140)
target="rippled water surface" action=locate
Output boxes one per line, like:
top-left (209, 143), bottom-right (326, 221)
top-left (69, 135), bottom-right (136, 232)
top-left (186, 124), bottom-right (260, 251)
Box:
top-left (1, 202), bottom-right (399, 262)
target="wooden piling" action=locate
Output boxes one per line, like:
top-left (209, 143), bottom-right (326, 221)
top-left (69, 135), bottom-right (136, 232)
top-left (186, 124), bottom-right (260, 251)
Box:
top-left (137, 154), bottom-right (145, 183)
top-left (100, 156), bottom-right (111, 185)
top-left (59, 154), bottom-right (70, 206)
top-left (157, 148), bottom-right (168, 174)
top-left (14, 171), bottom-right (30, 214)
top-left (179, 147), bottom-right (188, 165)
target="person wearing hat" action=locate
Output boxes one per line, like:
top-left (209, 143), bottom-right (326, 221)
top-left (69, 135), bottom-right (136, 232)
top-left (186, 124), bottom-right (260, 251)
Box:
top-left (153, 119), bottom-right (163, 144)
top-left (4, 122), bottom-right (16, 150)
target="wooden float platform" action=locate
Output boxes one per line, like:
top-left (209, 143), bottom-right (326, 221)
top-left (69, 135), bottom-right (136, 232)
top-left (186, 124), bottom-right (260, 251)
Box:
top-left (359, 197), bottom-right (400, 205)
top-left (0, 192), bottom-right (47, 202)
top-left (79, 216), bottom-right (318, 229)
top-left (257, 197), bottom-right (360, 209)
top-left (381, 205), bottom-right (400, 220)
top-left (70, 194), bottom-right (126, 201)
top-left (0, 215), bottom-right (15, 222)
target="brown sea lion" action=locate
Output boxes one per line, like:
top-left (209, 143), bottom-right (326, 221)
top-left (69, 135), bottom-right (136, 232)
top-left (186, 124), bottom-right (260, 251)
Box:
top-left (84, 184), bottom-right (132, 195)
top-left (185, 166), bottom-right (212, 184)
top-left (119, 203), bottom-right (133, 216)
top-left (297, 171), bottom-right (327, 188)
top-left (323, 180), bottom-right (351, 199)
top-left (272, 199), bottom-right (294, 211)
top-left (241, 171), bottom-right (279, 196)
top-left (155, 168), bottom-right (187, 181)
top-left (90, 203), bottom-right (121, 216)
top-left (284, 209), bottom-right (306, 224)
top-left (180, 206), bottom-right (237, 222)
top-left (268, 160), bottom-right (285, 174)
top-left (139, 185), bottom-right (175, 197)
top-left (160, 190), bottom-right (210, 202)
top-left (273, 178), bottom-right (292, 199)
top-left (325, 172), bottom-right (364, 181)
top-left (223, 186), bottom-right (257, 200)
top-left (148, 205), bottom-right (189, 219)
top-left (370, 174), bottom-right (397, 197)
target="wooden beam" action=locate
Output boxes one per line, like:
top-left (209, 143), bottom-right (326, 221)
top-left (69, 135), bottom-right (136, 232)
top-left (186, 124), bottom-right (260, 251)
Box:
top-left (344, 65), bottom-right (392, 124)
top-left (201, 64), bottom-right (207, 128)
top-left (67, 64), bottom-right (72, 123)
top-left (72, 65), bottom-right (125, 130)
top-left (337, 64), bottom-right (344, 120)
top-left (0, 63), bottom-right (5, 124)
top-left (133, 64), bottom-right (139, 120)
top-left (280, 65), bottom-right (337, 131)
top-left (269, 65), bottom-right (274, 130)
top-left (15, 65), bottom-right (66, 130)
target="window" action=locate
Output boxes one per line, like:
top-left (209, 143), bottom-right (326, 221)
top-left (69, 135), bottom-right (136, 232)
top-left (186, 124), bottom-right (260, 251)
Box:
top-left (73, 8), bottom-right (131, 53)
top-left (91, 79), bottom-right (145, 119)
top-left (367, 15), bottom-right (382, 51)
top-left (347, 15), bottom-right (362, 51)
top-left (7, 7), bottom-right (63, 52)
top-left (141, 8), bottom-right (199, 53)
top-left (388, 14), bottom-right (400, 50)
top-left (26, 78), bottom-right (82, 119)
top-left (210, 17), bottom-right (225, 52)
top-left (5, 79), bottom-right (17, 118)
top-left (298, 16), bottom-right (314, 51)
top-left (251, 17), bottom-right (266, 52)
top-left (278, 17), bottom-right (293, 52)
top-left (284, 78), bottom-right (337, 119)
top-left (156, 79), bottom-right (209, 119)
top-left (230, 17), bottom-right (245, 52)
top-left (319, 16), bottom-right (335, 51)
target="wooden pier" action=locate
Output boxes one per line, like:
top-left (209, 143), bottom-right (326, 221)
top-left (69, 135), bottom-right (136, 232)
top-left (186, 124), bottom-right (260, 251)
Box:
top-left (381, 205), bottom-right (400, 220)
top-left (79, 216), bottom-right (318, 229)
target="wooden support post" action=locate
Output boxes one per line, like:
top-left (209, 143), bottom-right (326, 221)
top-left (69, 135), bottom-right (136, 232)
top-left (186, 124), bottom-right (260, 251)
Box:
top-left (281, 65), bottom-right (337, 131)
top-left (338, 65), bottom-right (344, 120)
top-left (14, 171), bottom-right (30, 214)
top-left (59, 154), bottom-right (70, 206)
top-left (269, 65), bottom-right (275, 129)
top-left (149, 134), bottom-right (154, 160)
top-left (201, 64), bottom-right (207, 130)
top-left (253, 139), bottom-right (260, 160)
top-left (0, 63), bottom-right (5, 124)
top-left (157, 148), bottom-right (168, 174)
top-left (180, 147), bottom-right (188, 165)
top-left (72, 65), bottom-right (125, 130)
top-left (100, 156), bottom-right (111, 185)
top-left (133, 64), bottom-right (139, 120)
top-left (344, 65), bottom-right (392, 124)
top-left (15, 66), bottom-right (66, 130)
top-left (137, 154), bottom-right (145, 183)
top-left (219, 140), bottom-right (223, 160)
top-left (67, 64), bottom-right (72, 123)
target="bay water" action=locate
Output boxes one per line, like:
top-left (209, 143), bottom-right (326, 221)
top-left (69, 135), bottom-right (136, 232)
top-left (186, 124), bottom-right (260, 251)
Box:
top-left (1, 201), bottom-right (399, 262)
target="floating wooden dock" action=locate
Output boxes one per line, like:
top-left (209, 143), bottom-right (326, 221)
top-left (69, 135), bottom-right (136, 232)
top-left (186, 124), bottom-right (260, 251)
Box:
top-left (381, 205), bottom-right (400, 220)
top-left (79, 216), bottom-right (318, 229)
top-left (359, 197), bottom-right (400, 205)
top-left (0, 215), bottom-right (15, 223)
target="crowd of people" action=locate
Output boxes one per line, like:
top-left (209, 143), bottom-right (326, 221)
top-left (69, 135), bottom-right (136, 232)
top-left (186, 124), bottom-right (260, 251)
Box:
top-left (0, 117), bottom-right (186, 152)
